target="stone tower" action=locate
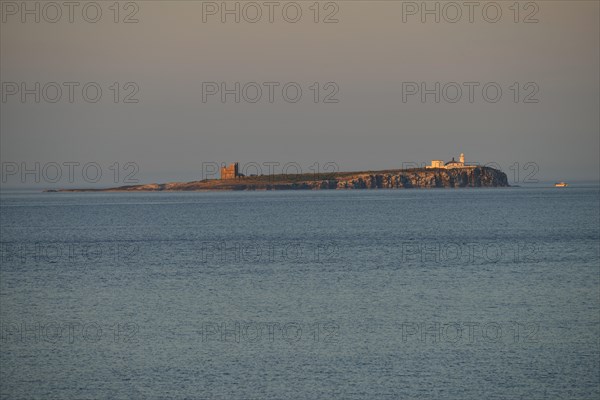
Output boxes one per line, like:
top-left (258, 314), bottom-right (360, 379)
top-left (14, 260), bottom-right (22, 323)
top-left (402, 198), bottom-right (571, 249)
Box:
top-left (459, 153), bottom-right (465, 164)
top-left (220, 163), bottom-right (239, 180)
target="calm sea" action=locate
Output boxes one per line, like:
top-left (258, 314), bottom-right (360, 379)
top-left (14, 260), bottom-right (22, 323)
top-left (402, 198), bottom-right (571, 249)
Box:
top-left (1, 186), bottom-right (599, 399)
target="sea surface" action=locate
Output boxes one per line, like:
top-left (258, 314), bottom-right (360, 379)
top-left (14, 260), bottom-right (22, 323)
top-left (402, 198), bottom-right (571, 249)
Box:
top-left (1, 186), bottom-right (599, 399)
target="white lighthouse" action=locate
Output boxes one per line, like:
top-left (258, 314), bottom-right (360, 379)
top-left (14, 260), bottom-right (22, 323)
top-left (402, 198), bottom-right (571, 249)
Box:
top-left (427, 152), bottom-right (473, 169)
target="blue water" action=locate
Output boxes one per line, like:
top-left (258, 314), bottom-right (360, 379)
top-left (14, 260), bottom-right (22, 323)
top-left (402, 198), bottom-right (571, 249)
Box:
top-left (1, 187), bottom-right (599, 399)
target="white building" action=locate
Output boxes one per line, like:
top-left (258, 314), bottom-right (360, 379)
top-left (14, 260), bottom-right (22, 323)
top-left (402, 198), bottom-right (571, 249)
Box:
top-left (427, 153), bottom-right (474, 169)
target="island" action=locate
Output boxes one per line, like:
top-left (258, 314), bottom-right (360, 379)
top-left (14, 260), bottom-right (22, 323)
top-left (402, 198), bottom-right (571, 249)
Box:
top-left (53, 154), bottom-right (509, 192)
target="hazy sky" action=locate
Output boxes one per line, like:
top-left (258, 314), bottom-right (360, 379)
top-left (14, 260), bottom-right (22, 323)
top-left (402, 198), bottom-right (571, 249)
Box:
top-left (1, 0), bottom-right (599, 188)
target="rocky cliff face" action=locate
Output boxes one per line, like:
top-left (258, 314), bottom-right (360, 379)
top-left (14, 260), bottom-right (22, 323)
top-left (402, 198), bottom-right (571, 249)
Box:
top-left (332, 167), bottom-right (509, 189)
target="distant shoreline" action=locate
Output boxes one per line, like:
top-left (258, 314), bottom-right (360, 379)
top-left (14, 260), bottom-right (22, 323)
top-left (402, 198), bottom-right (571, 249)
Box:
top-left (49, 166), bottom-right (510, 192)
